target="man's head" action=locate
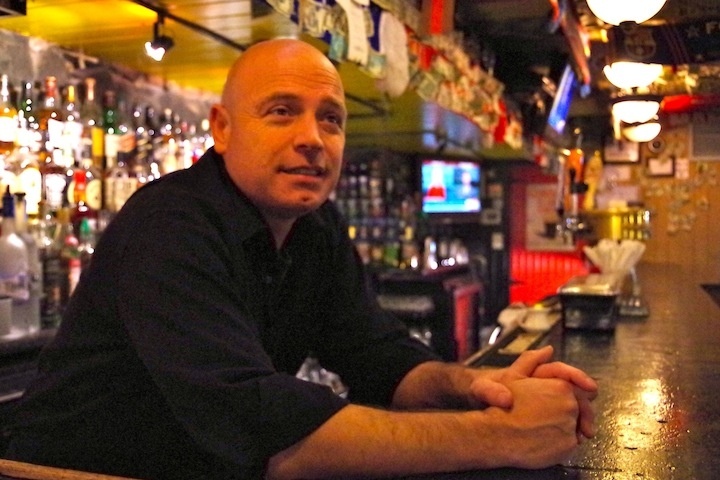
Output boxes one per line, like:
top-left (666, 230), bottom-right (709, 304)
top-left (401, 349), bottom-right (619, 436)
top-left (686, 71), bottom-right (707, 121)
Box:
top-left (210, 38), bottom-right (347, 229)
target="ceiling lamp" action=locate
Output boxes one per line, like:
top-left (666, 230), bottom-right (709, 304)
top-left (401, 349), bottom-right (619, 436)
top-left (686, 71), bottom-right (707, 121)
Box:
top-left (604, 62), bottom-right (663, 90)
top-left (612, 96), bottom-right (661, 124)
top-left (145, 13), bottom-right (174, 62)
top-left (586, 0), bottom-right (667, 25)
top-left (622, 120), bottom-right (661, 143)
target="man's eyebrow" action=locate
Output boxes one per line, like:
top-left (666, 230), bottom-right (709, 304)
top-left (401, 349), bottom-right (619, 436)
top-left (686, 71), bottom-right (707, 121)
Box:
top-left (259, 92), bottom-right (347, 115)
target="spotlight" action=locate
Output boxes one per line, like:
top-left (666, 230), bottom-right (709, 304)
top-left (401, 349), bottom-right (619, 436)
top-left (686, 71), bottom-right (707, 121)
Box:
top-left (145, 13), bottom-right (174, 61)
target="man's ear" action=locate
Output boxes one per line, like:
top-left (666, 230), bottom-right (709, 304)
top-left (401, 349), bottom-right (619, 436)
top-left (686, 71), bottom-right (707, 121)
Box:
top-left (209, 104), bottom-right (230, 154)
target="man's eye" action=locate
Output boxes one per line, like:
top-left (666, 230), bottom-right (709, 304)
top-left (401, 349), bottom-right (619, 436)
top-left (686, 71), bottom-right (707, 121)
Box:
top-left (323, 113), bottom-right (344, 127)
top-left (269, 106), bottom-right (291, 116)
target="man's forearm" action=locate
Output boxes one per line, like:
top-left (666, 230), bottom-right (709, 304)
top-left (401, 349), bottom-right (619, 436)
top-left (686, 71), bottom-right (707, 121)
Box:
top-left (266, 376), bottom-right (581, 480)
top-left (265, 403), bottom-right (503, 480)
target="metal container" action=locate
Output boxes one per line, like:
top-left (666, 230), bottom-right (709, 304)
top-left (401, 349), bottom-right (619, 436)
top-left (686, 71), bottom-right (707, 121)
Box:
top-left (558, 273), bottom-right (623, 330)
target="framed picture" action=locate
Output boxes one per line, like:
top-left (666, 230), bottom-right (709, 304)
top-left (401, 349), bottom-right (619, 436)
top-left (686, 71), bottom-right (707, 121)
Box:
top-left (604, 138), bottom-right (641, 164)
top-left (646, 156), bottom-right (675, 177)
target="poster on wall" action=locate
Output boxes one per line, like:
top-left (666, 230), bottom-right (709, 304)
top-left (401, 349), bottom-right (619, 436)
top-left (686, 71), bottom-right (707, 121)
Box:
top-left (525, 183), bottom-right (576, 251)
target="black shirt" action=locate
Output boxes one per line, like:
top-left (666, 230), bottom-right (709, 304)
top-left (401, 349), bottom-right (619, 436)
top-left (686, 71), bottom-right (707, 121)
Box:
top-left (5, 148), bottom-right (439, 479)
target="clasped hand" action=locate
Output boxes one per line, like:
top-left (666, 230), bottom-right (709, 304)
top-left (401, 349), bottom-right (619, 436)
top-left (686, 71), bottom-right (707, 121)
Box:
top-left (466, 345), bottom-right (598, 441)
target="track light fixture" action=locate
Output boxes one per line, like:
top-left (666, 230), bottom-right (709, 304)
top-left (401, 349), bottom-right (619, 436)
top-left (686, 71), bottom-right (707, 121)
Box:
top-left (145, 13), bottom-right (174, 61)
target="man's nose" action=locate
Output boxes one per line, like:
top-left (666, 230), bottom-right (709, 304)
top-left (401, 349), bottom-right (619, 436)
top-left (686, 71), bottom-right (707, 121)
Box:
top-left (293, 113), bottom-right (324, 154)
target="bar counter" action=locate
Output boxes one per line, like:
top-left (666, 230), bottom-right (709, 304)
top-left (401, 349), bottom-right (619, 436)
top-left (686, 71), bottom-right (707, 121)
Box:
top-left (0, 262), bottom-right (717, 479)
top-left (389, 261), bottom-right (720, 480)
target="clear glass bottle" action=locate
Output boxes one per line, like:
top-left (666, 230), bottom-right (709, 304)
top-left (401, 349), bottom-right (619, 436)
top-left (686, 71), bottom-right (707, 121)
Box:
top-left (36, 76), bottom-right (63, 155)
top-left (0, 186), bottom-right (29, 335)
top-left (59, 83), bottom-right (83, 169)
top-left (56, 207), bottom-right (80, 307)
top-left (0, 74), bottom-right (18, 158)
top-left (17, 80), bottom-right (37, 134)
top-left (37, 201), bottom-right (62, 329)
top-left (38, 77), bottom-right (70, 213)
top-left (13, 192), bottom-right (41, 334)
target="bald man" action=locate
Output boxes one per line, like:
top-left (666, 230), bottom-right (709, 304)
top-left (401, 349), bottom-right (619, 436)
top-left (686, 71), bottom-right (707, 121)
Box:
top-left (5, 39), bottom-right (596, 479)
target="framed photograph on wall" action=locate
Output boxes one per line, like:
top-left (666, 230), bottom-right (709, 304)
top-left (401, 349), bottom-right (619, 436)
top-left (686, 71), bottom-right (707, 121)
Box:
top-left (603, 138), bottom-right (641, 164)
top-left (646, 156), bottom-right (675, 177)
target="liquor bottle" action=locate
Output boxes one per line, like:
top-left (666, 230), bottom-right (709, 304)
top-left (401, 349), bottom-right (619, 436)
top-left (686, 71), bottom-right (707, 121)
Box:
top-left (0, 186), bottom-right (29, 335)
top-left (102, 90), bottom-right (119, 211)
top-left (14, 151), bottom-right (43, 219)
top-left (158, 107), bottom-right (178, 174)
top-left (76, 217), bottom-right (95, 273)
top-left (145, 106), bottom-right (163, 181)
top-left (69, 168), bottom-right (98, 234)
top-left (13, 192), bottom-right (41, 333)
top-left (56, 207), bottom-right (80, 306)
top-left (39, 146), bottom-right (70, 213)
top-left (67, 155), bottom-right (103, 217)
top-left (59, 83), bottom-right (83, 168)
top-left (38, 77), bottom-right (70, 213)
top-left (0, 74), bottom-right (18, 158)
top-left (104, 96), bottom-right (136, 212)
top-left (79, 77), bottom-right (104, 172)
top-left (383, 220), bottom-right (401, 268)
top-left (17, 80), bottom-right (37, 133)
top-left (15, 81), bottom-right (41, 160)
top-left (131, 103), bottom-right (152, 187)
top-left (36, 201), bottom-right (62, 329)
top-left (116, 98), bottom-right (136, 168)
top-left (36, 76), bottom-right (63, 156)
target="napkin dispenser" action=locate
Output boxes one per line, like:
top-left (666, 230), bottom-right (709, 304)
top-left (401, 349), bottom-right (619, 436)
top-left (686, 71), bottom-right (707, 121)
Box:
top-left (558, 273), bottom-right (623, 330)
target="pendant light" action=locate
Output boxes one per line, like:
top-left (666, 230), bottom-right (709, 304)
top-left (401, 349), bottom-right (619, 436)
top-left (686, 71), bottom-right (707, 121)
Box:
top-left (603, 62), bottom-right (663, 90)
top-left (611, 96), bottom-right (662, 124)
top-left (586, 0), bottom-right (667, 26)
top-left (622, 120), bottom-right (661, 143)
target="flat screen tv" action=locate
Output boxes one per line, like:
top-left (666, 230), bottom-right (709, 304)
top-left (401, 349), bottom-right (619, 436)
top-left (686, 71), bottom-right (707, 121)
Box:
top-left (546, 63), bottom-right (577, 138)
top-left (420, 159), bottom-right (481, 220)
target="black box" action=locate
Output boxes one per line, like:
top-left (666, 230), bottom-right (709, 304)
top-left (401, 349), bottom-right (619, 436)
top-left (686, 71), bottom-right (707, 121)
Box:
top-left (558, 274), bottom-right (622, 330)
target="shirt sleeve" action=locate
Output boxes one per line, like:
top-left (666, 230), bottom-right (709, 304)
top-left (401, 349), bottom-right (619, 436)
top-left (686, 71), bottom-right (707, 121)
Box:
top-left (115, 191), bottom-right (350, 470)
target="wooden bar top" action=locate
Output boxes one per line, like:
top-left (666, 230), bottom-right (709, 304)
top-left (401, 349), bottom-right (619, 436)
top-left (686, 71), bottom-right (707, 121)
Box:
top-left (387, 261), bottom-right (720, 479)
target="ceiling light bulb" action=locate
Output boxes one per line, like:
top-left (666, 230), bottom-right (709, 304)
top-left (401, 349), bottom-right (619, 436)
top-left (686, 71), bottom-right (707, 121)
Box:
top-left (604, 62), bottom-right (663, 90)
top-left (587, 0), bottom-right (667, 25)
top-left (145, 41), bottom-right (166, 61)
top-left (612, 99), bottom-right (661, 124)
top-left (622, 121), bottom-right (661, 143)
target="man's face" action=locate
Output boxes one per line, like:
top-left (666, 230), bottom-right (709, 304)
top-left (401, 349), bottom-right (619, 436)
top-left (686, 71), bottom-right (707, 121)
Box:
top-left (212, 43), bottom-right (347, 223)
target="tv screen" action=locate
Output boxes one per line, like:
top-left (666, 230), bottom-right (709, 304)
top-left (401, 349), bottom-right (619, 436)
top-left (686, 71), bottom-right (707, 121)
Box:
top-left (421, 159), bottom-right (481, 214)
top-left (546, 64), bottom-right (576, 136)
